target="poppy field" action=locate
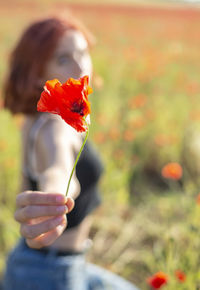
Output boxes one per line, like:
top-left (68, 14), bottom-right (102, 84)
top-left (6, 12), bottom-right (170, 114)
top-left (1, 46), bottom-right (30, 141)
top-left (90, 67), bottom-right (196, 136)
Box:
top-left (1, 1), bottom-right (200, 289)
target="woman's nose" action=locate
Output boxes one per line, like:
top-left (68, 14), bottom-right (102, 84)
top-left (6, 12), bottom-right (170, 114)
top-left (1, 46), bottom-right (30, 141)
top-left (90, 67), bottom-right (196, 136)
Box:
top-left (73, 54), bottom-right (84, 74)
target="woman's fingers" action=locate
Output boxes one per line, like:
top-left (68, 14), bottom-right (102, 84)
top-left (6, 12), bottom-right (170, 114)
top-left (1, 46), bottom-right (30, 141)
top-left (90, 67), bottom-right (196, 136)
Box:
top-left (14, 192), bottom-right (75, 247)
top-left (20, 215), bottom-right (66, 239)
top-left (15, 190), bottom-right (75, 223)
top-left (16, 191), bottom-right (67, 207)
top-left (66, 197), bottom-right (75, 212)
top-left (15, 204), bottom-right (68, 222)
top-left (25, 217), bottom-right (67, 249)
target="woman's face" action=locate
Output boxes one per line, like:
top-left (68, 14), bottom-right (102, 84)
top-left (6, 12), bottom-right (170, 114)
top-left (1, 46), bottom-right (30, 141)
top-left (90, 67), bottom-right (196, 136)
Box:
top-left (43, 29), bottom-right (92, 84)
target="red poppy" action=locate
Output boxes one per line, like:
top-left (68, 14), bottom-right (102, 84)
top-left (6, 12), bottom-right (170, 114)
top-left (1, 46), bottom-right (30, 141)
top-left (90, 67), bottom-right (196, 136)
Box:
top-left (128, 94), bottom-right (147, 109)
top-left (175, 270), bottom-right (186, 282)
top-left (147, 271), bottom-right (169, 289)
top-left (37, 75), bottom-right (92, 132)
top-left (196, 193), bottom-right (200, 205)
top-left (161, 162), bottom-right (183, 180)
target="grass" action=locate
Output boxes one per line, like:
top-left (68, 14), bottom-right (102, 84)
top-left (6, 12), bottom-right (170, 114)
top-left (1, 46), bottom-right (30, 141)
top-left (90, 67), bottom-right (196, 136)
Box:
top-left (1, 1), bottom-right (200, 289)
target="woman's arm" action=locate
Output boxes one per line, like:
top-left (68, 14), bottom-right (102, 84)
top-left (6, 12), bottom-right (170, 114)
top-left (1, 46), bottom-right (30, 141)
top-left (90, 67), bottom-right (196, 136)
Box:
top-left (15, 116), bottom-right (81, 248)
top-left (35, 116), bottom-right (81, 198)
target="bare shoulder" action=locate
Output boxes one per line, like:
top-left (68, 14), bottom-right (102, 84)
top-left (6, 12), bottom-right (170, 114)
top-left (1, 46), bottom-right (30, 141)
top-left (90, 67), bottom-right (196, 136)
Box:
top-left (37, 114), bottom-right (83, 150)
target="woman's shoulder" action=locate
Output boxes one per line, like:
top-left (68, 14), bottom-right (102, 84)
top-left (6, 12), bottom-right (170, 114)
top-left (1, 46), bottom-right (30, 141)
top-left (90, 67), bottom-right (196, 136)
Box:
top-left (23, 113), bottom-right (75, 134)
top-left (38, 113), bottom-right (83, 148)
top-left (41, 114), bottom-right (82, 141)
top-left (22, 113), bottom-right (83, 151)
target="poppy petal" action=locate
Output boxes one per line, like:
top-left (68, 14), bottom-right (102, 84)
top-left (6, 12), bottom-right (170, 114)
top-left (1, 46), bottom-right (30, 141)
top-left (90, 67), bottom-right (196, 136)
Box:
top-left (37, 75), bottom-right (92, 132)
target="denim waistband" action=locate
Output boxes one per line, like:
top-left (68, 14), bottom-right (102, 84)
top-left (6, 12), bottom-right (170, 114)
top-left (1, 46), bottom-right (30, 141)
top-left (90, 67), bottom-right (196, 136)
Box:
top-left (21, 238), bottom-right (84, 257)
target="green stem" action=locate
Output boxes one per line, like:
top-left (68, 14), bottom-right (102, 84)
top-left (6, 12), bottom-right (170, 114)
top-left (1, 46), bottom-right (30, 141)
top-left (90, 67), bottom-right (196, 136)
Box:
top-left (66, 122), bottom-right (89, 196)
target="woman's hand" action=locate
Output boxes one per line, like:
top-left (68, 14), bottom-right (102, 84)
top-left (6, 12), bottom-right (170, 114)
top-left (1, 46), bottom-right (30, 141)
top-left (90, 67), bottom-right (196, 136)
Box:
top-left (14, 190), bottom-right (74, 249)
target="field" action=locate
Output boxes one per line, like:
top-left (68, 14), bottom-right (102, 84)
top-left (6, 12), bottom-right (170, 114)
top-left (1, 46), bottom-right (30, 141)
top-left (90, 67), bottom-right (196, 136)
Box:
top-left (1, 1), bottom-right (200, 289)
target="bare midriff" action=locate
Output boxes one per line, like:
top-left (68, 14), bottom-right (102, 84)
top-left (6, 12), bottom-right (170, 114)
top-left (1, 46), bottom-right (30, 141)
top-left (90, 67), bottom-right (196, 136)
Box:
top-left (47, 216), bottom-right (92, 251)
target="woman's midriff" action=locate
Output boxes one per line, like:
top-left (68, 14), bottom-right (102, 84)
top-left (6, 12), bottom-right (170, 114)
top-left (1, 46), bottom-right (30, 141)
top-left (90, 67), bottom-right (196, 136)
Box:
top-left (47, 216), bottom-right (92, 251)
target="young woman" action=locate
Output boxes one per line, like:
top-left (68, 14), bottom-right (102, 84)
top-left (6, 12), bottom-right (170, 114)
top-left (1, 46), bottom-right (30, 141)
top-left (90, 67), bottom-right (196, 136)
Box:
top-left (3, 15), bottom-right (138, 290)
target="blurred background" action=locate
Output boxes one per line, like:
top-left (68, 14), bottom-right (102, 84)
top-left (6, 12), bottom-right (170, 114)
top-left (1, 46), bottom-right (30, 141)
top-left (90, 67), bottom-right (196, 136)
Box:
top-left (1, 0), bottom-right (200, 289)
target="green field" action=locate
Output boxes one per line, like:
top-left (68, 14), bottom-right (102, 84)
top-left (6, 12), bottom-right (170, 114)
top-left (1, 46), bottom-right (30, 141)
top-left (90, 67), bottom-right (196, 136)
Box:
top-left (1, 1), bottom-right (200, 289)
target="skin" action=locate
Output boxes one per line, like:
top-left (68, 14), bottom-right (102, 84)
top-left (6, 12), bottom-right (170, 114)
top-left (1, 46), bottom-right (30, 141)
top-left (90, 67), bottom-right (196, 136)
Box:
top-left (43, 29), bottom-right (92, 83)
top-left (15, 29), bottom-right (93, 249)
top-left (15, 191), bottom-right (74, 249)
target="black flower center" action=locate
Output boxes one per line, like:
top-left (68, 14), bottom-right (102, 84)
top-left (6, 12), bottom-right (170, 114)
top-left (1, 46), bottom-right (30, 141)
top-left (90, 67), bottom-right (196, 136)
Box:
top-left (71, 101), bottom-right (84, 116)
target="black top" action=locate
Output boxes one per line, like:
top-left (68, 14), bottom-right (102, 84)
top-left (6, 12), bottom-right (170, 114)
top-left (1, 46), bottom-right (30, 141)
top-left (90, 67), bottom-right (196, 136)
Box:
top-left (27, 141), bottom-right (104, 230)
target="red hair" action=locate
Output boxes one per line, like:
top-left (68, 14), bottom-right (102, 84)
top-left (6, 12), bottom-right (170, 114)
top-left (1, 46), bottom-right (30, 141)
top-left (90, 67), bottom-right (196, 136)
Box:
top-left (4, 15), bottom-right (94, 115)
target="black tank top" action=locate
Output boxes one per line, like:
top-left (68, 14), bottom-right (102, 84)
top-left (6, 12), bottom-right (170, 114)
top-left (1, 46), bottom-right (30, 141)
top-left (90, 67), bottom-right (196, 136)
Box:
top-left (27, 140), bottom-right (104, 229)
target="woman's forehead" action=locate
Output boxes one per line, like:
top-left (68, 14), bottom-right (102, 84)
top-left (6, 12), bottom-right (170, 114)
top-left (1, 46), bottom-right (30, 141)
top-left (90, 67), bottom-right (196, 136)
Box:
top-left (55, 30), bottom-right (88, 55)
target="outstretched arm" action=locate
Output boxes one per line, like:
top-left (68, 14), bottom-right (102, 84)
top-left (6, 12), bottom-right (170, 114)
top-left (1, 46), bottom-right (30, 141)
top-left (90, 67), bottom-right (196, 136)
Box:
top-left (17, 116), bottom-right (82, 248)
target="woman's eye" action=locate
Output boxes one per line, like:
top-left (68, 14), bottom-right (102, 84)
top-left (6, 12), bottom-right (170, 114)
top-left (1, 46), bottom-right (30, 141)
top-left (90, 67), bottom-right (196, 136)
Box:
top-left (81, 49), bottom-right (89, 57)
top-left (57, 55), bottom-right (71, 65)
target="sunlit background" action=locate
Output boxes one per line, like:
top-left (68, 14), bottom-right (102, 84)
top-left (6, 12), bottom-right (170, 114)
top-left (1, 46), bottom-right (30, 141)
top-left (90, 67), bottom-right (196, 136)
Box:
top-left (1, 0), bottom-right (200, 289)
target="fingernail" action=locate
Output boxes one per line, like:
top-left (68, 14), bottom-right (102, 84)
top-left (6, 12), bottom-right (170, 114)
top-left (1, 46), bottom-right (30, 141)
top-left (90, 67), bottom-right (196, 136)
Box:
top-left (56, 205), bottom-right (68, 213)
top-left (57, 224), bottom-right (64, 233)
top-left (64, 205), bottom-right (68, 213)
top-left (64, 196), bottom-right (69, 203)
top-left (56, 196), bottom-right (64, 203)
top-left (67, 197), bottom-right (74, 203)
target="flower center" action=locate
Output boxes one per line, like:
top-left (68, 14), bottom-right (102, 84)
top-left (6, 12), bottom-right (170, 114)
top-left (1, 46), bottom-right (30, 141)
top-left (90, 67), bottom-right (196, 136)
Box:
top-left (71, 101), bottom-right (84, 116)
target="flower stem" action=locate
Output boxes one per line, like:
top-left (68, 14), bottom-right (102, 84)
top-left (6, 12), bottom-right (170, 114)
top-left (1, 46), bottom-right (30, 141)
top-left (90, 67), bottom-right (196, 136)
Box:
top-left (66, 124), bottom-right (89, 197)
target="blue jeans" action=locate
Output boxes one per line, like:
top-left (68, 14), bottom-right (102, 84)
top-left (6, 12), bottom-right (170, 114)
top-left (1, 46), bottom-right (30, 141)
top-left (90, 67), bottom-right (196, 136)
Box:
top-left (3, 238), bottom-right (139, 290)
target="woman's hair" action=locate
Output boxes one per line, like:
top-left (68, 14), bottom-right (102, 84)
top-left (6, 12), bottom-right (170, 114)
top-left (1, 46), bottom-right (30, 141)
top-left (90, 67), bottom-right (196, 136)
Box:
top-left (4, 14), bottom-right (95, 115)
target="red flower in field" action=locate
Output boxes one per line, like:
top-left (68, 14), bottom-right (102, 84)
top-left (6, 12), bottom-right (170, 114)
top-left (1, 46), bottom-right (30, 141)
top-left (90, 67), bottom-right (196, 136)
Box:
top-left (129, 94), bottom-right (147, 109)
top-left (123, 129), bottom-right (135, 142)
top-left (147, 272), bottom-right (169, 289)
top-left (37, 75), bottom-right (92, 132)
top-left (190, 110), bottom-right (200, 121)
top-left (129, 116), bottom-right (146, 129)
top-left (154, 134), bottom-right (177, 147)
top-left (108, 127), bottom-right (120, 140)
top-left (175, 270), bottom-right (186, 282)
top-left (145, 109), bottom-right (156, 121)
top-left (93, 132), bottom-right (106, 144)
top-left (161, 162), bottom-right (182, 180)
top-left (196, 193), bottom-right (200, 205)
top-left (0, 139), bottom-right (8, 151)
